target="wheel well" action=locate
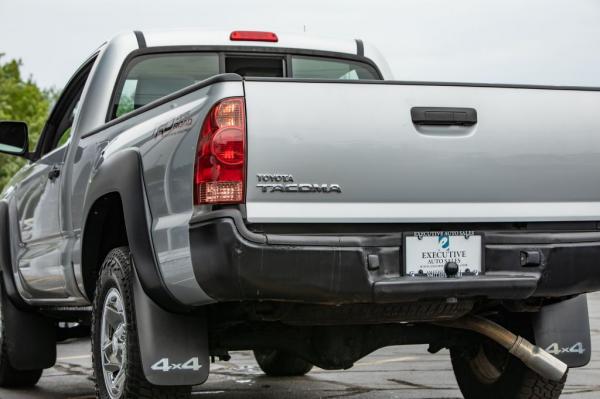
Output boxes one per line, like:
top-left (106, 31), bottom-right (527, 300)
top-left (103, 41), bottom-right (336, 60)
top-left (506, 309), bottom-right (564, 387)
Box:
top-left (81, 193), bottom-right (128, 300)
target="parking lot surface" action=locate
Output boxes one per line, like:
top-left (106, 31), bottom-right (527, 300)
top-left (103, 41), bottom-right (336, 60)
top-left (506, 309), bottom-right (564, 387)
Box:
top-left (1, 292), bottom-right (599, 399)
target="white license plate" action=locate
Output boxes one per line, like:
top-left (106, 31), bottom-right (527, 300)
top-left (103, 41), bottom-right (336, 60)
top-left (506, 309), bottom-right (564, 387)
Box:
top-left (405, 232), bottom-right (482, 277)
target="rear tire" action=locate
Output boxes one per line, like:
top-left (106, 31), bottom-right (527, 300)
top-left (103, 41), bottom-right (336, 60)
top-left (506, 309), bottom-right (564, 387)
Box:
top-left (0, 280), bottom-right (43, 387)
top-left (254, 349), bottom-right (313, 377)
top-left (92, 247), bottom-right (191, 399)
top-left (450, 316), bottom-right (566, 399)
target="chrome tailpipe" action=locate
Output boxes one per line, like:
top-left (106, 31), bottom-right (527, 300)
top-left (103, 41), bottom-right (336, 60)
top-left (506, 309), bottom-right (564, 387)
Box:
top-left (438, 315), bottom-right (568, 382)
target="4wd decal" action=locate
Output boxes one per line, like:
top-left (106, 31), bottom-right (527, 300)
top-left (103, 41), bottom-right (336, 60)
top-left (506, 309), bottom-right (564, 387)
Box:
top-left (545, 342), bottom-right (586, 356)
top-left (153, 112), bottom-right (193, 138)
top-left (150, 357), bottom-right (203, 372)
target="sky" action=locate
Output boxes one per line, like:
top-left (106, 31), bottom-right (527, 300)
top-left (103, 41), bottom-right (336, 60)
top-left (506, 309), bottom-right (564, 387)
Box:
top-left (0, 0), bottom-right (599, 90)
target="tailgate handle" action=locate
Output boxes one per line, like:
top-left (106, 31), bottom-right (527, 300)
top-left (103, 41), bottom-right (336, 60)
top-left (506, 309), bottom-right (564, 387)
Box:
top-left (411, 107), bottom-right (477, 126)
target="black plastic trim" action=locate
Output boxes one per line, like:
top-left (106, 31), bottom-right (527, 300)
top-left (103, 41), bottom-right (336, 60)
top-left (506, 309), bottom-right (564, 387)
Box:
top-left (81, 149), bottom-right (184, 311)
top-left (82, 73), bottom-right (242, 139)
top-left (189, 216), bottom-right (542, 304)
top-left (374, 273), bottom-right (539, 303)
top-left (355, 39), bottom-right (364, 57)
top-left (411, 106), bottom-right (477, 126)
top-left (190, 209), bottom-right (403, 247)
top-left (134, 30), bottom-right (147, 49)
top-left (191, 209), bottom-right (267, 244)
top-left (189, 209), bottom-right (600, 304)
top-left (190, 217), bottom-right (374, 304)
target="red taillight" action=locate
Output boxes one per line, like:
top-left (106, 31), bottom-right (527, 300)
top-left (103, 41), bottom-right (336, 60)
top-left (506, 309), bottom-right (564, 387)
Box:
top-left (211, 129), bottom-right (244, 165)
top-left (194, 97), bottom-right (246, 205)
top-left (230, 31), bottom-right (278, 42)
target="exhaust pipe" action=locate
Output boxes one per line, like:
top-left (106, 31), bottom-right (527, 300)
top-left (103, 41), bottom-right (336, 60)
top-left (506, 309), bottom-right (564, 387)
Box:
top-left (438, 315), bottom-right (568, 382)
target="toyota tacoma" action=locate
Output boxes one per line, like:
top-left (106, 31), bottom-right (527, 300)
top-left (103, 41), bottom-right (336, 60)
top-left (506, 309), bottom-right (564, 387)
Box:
top-left (0, 29), bottom-right (598, 399)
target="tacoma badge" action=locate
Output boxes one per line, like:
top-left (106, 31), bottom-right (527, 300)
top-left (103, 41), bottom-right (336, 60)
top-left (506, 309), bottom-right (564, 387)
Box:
top-left (256, 174), bottom-right (342, 193)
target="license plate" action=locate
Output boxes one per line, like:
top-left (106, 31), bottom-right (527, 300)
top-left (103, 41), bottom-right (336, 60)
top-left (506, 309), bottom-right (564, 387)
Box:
top-left (405, 231), bottom-right (482, 277)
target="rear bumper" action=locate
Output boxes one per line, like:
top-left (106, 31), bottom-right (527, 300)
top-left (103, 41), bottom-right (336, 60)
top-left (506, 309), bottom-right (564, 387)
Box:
top-left (189, 210), bottom-right (600, 305)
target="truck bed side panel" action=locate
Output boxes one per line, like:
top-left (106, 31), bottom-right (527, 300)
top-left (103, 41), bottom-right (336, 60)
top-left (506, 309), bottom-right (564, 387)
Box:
top-left (76, 79), bottom-right (244, 306)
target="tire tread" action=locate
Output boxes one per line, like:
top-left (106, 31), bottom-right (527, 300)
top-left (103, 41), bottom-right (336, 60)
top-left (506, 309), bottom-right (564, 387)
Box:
top-left (450, 346), bottom-right (566, 399)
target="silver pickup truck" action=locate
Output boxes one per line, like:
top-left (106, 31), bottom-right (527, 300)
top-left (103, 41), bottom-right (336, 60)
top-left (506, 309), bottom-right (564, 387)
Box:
top-left (0, 29), bottom-right (598, 399)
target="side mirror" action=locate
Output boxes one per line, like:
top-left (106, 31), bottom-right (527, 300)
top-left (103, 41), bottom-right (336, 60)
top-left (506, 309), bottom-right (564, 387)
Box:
top-left (0, 121), bottom-right (29, 157)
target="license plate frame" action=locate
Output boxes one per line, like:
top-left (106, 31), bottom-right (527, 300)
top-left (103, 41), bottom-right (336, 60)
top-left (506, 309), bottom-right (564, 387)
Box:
top-left (403, 231), bottom-right (484, 278)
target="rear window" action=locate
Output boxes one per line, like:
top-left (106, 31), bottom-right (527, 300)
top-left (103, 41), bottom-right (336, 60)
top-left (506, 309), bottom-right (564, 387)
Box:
top-left (111, 52), bottom-right (379, 120)
top-left (291, 56), bottom-right (378, 80)
top-left (112, 53), bottom-right (219, 119)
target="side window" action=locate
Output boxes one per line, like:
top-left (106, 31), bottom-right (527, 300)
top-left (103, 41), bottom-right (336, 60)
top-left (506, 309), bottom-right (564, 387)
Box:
top-left (36, 58), bottom-right (95, 157)
top-left (111, 53), bottom-right (220, 120)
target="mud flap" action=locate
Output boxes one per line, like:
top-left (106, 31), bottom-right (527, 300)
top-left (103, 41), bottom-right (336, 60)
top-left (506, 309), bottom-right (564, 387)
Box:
top-left (0, 201), bottom-right (56, 370)
top-left (132, 268), bottom-right (209, 386)
top-left (533, 295), bottom-right (591, 368)
top-left (3, 294), bottom-right (56, 370)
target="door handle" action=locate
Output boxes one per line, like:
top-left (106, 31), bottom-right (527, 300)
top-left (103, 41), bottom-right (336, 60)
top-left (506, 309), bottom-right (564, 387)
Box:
top-left (48, 166), bottom-right (61, 181)
top-left (411, 107), bottom-right (477, 126)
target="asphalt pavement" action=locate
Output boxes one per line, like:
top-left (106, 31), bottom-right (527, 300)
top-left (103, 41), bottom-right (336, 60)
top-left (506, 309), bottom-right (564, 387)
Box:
top-left (1, 292), bottom-right (599, 399)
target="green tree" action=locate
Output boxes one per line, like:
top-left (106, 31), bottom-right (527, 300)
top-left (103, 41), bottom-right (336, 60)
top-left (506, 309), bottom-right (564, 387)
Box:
top-left (0, 54), bottom-right (52, 189)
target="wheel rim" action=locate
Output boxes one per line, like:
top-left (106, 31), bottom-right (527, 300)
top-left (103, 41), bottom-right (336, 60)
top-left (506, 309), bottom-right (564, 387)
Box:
top-left (101, 288), bottom-right (127, 399)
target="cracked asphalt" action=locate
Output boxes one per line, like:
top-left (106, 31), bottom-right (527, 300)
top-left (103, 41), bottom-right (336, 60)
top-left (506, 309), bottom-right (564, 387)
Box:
top-left (1, 292), bottom-right (598, 399)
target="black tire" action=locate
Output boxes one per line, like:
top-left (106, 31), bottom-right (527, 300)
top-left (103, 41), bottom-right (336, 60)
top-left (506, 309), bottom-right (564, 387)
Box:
top-left (0, 280), bottom-right (43, 387)
top-left (92, 247), bottom-right (191, 399)
top-left (450, 317), bottom-right (566, 399)
top-left (253, 349), bottom-right (313, 377)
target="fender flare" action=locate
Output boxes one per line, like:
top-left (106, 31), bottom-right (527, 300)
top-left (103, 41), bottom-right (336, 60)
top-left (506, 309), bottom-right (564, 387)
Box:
top-left (81, 148), bottom-right (184, 312)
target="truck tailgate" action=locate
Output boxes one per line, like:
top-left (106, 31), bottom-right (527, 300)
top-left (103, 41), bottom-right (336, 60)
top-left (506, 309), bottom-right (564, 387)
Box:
top-left (244, 80), bottom-right (600, 223)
